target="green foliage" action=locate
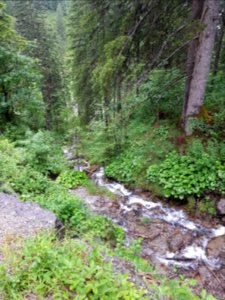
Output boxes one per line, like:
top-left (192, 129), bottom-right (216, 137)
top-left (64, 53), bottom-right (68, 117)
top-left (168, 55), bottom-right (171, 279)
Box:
top-left (0, 233), bottom-right (147, 300)
top-left (34, 182), bottom-right (124, 245)
top-left (150, 276), bottom-right (216, 300)
top-left (0, 3), bottom-right (45, 132)
top-left (81, 119), bottom-right (122, 164)
top-left (0, 138), bottom-right (21, 183)
top-left (20, 130), bottom-right (68, 175)
top-left (0, 136), bottom-right (57, 198)
top-left (187, 197), bottom-right (196, 213)
top-left (105, 152), bottom-right (142, 184)
top-left (131, 69), bottom-right (184, 121)
top-left (11, 167), bottom-right (50, 200)
top-left (104, 123), bottom-right (177, 187)
top-left (56, 170), bottom-right (88, 189)
top-left (12, 0), bottom-right (67, 131)
top-left (198, 197), bottom-right (217, 216)
top-left (147, 151), bottom-right (225, 199)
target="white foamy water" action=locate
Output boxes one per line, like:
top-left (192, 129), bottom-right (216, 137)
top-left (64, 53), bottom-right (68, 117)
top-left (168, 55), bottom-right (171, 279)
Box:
top-left (91, 168), bottom-right (225, 269)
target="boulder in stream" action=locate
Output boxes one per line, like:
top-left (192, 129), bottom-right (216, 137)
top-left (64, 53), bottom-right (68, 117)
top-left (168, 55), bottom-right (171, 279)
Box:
top-left (217, 198), bottom-right (225, 215)
top-left (167, 229), bottom-right (193, 253)
top-left (206, 235), bottom-right (225, 262)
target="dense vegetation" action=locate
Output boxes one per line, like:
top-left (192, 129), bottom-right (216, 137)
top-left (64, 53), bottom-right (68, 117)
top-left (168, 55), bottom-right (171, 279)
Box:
top-left (69, 0), bottom-right (225, 213)
top-left (0, 0), bottom-right (224, 298)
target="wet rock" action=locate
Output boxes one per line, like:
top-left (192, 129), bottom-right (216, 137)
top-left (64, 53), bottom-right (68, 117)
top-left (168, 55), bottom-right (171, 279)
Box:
top-left (167, 229), bottom-right (193, 252)
top-left (217, 198), bottom-right (225, 215)
top-left (86, 165), bottom-right (99, 175)
top-left (206, 235), bottom-right (225, 257)
top-left (109, 201), bottom-right (120, 211)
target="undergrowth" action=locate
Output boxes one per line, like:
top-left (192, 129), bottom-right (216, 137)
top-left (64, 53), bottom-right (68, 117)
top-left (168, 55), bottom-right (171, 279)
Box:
top-left (0, 135), bottom-right (217, 299)
top-left (0, 234), bottom-right (147, 300)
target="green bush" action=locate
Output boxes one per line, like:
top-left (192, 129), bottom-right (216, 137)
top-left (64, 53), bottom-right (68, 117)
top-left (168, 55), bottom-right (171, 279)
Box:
top-left (19, 130), bottom-right (68, 175)
top-left (56, 170), bottom-right (88, 189)
top-left (34, 183), bottom-right (123, 243)
top-left (105, 152), bottom-right (143, 184)
top-left (0, 138), bottom-right (21, 183)
top-left (34, 184), bottom-right (87, 227)
top-left (198, 197), bottom-right (217, 216)
top-left (146, 151), bottom-right (225, 199)
top-left (11, 167), bottom-right (50, 200)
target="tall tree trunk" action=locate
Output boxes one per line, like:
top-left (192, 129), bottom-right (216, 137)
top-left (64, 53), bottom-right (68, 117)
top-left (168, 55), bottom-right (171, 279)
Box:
top-left (182, 0), bottom-right (204, 124)
top-left (183, 0), bottom-right (219, 135)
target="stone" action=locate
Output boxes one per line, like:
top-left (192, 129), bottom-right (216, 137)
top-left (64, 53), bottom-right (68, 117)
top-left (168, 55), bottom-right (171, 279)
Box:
top-left (206, 235), bottom-right (225, 257)
top-left (167, 230), bottom-right (193, 253)
top-left (0, 192), bottom-right (57, 246)
top-left (217, 198), bottom-right (225, 215)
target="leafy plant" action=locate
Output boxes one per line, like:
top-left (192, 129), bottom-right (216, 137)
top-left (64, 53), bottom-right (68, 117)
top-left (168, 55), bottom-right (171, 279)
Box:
top-left (146, 151), bottom-right (225, 199)
top-left (56, 170), bottom-right (88, 189)
top-left (0, 138), bottom-right (21, 183)
top-left (0, 233), bottom-right (147, 300)
top-left (105, 152), bottom-right (143, 184)
top-left (11, 166), bottom-right (50, 200)
top-left (198, 197), bottom-right (217, 216)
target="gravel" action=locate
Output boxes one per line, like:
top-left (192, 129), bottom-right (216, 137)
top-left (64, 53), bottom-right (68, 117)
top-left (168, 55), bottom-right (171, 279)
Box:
top-left (0, 192), bottom-right (57, 249)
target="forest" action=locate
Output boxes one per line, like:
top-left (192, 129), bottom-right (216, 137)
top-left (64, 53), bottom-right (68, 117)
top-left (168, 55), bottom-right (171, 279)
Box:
top-left (0, 0), bottom-right (225, 299)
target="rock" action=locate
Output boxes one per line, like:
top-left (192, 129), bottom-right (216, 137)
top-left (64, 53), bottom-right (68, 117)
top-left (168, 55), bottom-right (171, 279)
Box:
top-left (0, 192), bottom-right (57, 245)
top-left (206, 235), bottom-right (225, 257)
top-left (167, 230), bottom-right (193, 253)
top-left (86, 165), bottom-right (99, 175)
top-left (217, 198), bottom-right (225, 215)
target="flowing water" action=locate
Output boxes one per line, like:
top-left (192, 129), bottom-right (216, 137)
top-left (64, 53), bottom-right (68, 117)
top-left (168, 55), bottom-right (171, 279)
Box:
top-left (66, 149), bottom-right (225, 272)
top-left (91, 167), bottom-right (225, 270)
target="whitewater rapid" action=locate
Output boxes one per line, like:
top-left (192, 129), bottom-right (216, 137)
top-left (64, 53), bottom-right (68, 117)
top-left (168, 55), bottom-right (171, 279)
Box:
top-left (92, 167), bottom-right (225, 269)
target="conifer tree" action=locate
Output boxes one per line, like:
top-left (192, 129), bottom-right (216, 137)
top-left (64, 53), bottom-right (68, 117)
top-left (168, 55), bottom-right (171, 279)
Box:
top-left (7, 0), bottom-right (66, 130)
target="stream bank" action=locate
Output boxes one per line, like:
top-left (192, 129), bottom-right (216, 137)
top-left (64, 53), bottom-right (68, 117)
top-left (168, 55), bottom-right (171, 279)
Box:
top-left (69, 155), bottom-right (225, 299)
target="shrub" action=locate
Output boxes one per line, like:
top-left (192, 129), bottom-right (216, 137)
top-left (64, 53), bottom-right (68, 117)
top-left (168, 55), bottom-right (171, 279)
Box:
top-left (34, 183), bottom-right (123, 243)
top-left (146, 151), bottom-right (225, 199)
top-left (56, 170), bottom-right (88, 189)
top-left (105, 152), bottom-right (143, 184)
top-left (19, 130), bottom-right (68, 175)
top-left (11, 167), bottom-right (50, 200)
top-left (198, 197), bottom-right (217, 216)
top-left (0, 139), bottom-right (21, 183)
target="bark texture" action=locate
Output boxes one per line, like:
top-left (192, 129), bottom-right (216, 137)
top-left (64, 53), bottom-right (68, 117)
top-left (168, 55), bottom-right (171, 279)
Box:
top-left (183, 0), bottom-right (219, 135)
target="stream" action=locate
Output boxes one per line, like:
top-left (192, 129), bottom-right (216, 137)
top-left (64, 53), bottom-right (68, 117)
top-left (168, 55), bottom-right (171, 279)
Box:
top-left (91, 167), bottom-right (225, 270)
top-left (68, 152), bottom-right (225, 298)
